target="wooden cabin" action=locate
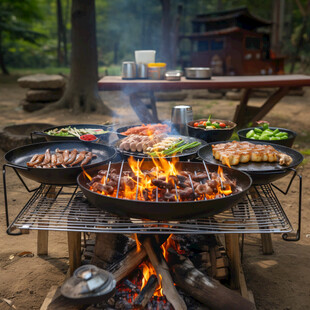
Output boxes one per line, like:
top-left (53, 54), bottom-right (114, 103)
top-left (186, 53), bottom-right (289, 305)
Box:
top-left (180, 7), bottom-right (284, 75)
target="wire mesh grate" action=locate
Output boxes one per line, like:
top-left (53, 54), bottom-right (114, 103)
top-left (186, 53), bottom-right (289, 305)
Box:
top-left (10, 184), bottom-right (292, 234)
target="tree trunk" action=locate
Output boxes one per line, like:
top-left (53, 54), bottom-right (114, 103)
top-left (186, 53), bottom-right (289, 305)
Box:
top-left (56, 0), bottom-right (63, 66)
top-left (56, 0), bottom-right (113, 114)
top-left (160, 0), bottom-right (172, 68)
top-left (0, 31), bottom-right (9, 75)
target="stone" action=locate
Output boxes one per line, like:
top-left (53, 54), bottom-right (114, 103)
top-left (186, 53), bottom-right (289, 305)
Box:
top-left (0, 123), bottom-right (54, 152)
top-left (17, 74), bottom-right (66, 89)
top-left (225, 91), bottom-right (242, 100)
top-left (20, 99), bottom-right (53, 112)
top-left (26, 89), bottom-right (63, 102)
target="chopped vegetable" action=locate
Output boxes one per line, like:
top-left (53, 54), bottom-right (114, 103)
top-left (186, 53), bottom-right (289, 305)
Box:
top-left (193, 115), bottom-right (230, 129)
top-left (46, 126), bottom-right (109, 137)
top-left (245, 123), bottom-right (289, 141)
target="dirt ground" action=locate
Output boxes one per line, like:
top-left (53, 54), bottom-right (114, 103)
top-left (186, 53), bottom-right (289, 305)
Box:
top-left (0, 76), bottom-right (309, 310)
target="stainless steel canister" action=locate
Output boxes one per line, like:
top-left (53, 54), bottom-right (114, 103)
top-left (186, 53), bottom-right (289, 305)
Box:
top-left (171, 105), bottom-right (193, 135)
top-left (136, 63), bottom-right (148, 79)
top-left (122, 61), bottom-right (136, 79)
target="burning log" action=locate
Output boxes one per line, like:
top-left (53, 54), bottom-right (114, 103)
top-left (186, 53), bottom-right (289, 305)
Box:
top-left (166, 249), bottom-right (256, 310)
top-left (141, 236), bottom-right (187, 310)
top-left (110, 247), bottom-right (147, 283)
top-left (132, 274), bottom-right (158, 309)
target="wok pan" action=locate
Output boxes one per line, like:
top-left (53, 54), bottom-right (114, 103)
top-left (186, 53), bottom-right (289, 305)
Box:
top-left (31, 124), bottom-right (112, 143)
top-left (77, 161), bottom-right (252, 220)
top-left (4, 141), bottom-right (116, 185)
top-left (113, 135), bottom-right (207, 160)
top-left (198, 141), bottom-right (303, 185)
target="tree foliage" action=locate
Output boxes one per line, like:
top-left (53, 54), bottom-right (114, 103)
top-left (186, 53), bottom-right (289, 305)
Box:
top-left (1, 0), bottom-right (310, 73)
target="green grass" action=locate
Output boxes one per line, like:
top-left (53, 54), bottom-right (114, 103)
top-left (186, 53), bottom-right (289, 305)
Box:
top-left (300, 149), bottom-right (310, 155)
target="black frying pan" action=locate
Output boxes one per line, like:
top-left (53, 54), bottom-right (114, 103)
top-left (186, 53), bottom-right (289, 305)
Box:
top-left (113, 135), bottom-right (207, 160)
top-left (198, 141), bottom-right (304, 185)
top-left (31, 124), bottom-right (112, 143)
top-left (4, 141), bottom-right (116, 185)
top-left (77, 161), bottom-right (252, 220)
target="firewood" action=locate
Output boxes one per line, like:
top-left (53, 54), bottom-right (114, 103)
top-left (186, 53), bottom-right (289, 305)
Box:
top-left (166, 249), bottom-right (255, 310)
top-left (132, 274), bottom-right (158, 309)
top-left (142, 236), bottom-right (187, 310)
top-left (109, 247), bottom-right (147, 283)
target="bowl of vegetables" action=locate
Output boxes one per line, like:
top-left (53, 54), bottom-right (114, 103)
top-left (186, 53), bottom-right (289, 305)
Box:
top-left (187, 116), bottom-right (236, 142)
top-left (32, 124), bottom-right (111, 143)
top-left (237, 122), bottom-right (297, 147)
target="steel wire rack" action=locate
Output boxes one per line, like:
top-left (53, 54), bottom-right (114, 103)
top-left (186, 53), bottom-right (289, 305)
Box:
top-left (5, 183), bottom-right (292, 235)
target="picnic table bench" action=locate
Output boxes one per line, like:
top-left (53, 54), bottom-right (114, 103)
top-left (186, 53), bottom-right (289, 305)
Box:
top-left (98, 74), bottom-right (310, 127)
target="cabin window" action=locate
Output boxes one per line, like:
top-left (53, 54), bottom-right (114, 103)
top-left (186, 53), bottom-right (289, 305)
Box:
top-left (198, 40), bottom-right (209, 51)
top-left (245, 37), bottom-right (261, 50)
top-left (211, 39), bottom-right (224, 51)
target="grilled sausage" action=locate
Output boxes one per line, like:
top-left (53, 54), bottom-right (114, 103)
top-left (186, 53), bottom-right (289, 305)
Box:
top-left (56, 152), bottom-right (64, 166)
top-left (80, 152), bottom-right (93, 167)
top-left (65, 149), bottom-right (77, 165)
top-left (70, 151), bottom-right (87, 166)
top-left (27, 154), bottom-right (45, 167)
top-left (42, 149), bottom-right (51, 165)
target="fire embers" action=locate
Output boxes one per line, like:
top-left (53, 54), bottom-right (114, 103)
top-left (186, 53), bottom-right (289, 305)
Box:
top-left (85, 157), bottom-right (237, 202)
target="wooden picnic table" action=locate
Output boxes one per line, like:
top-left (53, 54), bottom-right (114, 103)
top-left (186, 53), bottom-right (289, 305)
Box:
top-left (98, 75), bottom-right (310, 127)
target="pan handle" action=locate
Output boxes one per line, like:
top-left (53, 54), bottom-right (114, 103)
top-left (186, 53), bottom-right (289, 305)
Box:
top-left (30, 131), bottom-right (47, 143)
top-left (5, 162), bottom-right (29, 171)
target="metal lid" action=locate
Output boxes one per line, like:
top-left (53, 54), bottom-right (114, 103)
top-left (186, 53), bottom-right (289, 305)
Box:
top-left (61, 265), bottom-right (116, 304)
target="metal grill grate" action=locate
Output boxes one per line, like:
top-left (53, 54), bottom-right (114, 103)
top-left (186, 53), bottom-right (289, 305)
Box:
top-left (9, 184), bottom-right (292, 234)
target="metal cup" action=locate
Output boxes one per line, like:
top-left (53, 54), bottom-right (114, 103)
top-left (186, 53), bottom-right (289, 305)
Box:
top-left (136, 63), bottom-right (148, 79)
top-left (171, 105), bottom-right (193, 136)
top-left (121, 61), bottom-right (136, 79)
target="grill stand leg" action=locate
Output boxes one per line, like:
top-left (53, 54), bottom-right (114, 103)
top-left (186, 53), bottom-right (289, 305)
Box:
top-left (249, 187), bottom-right (274, 254)
top-left (37, 231), bottom-right (49, 255)
top-left (68, 231), bottom-right (81, 275)
top-left (225, 233), bottom-right (241, 289)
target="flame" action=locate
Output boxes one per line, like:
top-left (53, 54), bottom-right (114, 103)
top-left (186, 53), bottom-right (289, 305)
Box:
top-left (140, 261), bottom-right (163, 296)
top-left (134, 233), bottom-right (141, 252)
top-left (86, 155), bottom-right (234, 202)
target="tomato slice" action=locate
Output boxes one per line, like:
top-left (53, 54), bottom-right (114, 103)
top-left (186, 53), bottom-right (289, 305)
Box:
top-left (219, 122), bottom-right (226, 128)
top-left (194, 122), bottom-right (199, 127)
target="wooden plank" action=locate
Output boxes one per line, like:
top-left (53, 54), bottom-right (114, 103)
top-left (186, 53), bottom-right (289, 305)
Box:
top-left (37, 186), bottom-right (57, 255)
top-left (40, 286), bottom-right (85, 310)
top-left (233, 88), bottom-right (251, 125)
top-left (225, 234), bottom-right (241, 290)
top-left (98, 75), bottom-right (310, 91)
top-left (67, 232), bottom-right (81, 275)
top-left (37, 231), bottom-right (49, 256)
top-left (249, 187), bottom-right (274, 255)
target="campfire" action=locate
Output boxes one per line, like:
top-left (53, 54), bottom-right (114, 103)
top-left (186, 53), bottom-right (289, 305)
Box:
top-left (91, 233), bottom-right (255, 310)
top-left (84, 156), bottom-right (235, 202)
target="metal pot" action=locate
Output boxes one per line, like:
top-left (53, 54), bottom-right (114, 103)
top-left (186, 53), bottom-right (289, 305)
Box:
top-left (185, 67), bottom-right (212, 80)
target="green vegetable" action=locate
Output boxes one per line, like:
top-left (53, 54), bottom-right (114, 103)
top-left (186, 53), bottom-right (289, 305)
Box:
top-left (245, 124), bottom-right (289, 141)
top-left (254, 128), bottom-right (263, 134)
top-left (246, 129), bottom-right (255, 138)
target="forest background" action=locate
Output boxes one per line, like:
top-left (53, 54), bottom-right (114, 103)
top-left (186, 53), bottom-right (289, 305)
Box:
top-left (1, 0), bottom-right (310, 77)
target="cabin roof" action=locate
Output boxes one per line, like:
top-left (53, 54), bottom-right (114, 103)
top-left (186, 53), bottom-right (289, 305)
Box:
top-left (192, 7), bottom-right (271, 29)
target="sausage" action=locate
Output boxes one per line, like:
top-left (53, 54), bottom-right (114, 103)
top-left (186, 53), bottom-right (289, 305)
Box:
top-left (42, 149), bottom-right (51, 165)
top-left (51, 154), bottom-right (57, 168)
top-left (55, 152), bottom-right (64, 166)
top-left (80, 152), bottom-right (93, 167)
top-left (62, 150), bottom-right (69, 163)
top-left (65, 149), bottom-right (77, 165)
top-left (27, 154), bottom-right (45, 167)
top-left (70, 151), bottom-right (87, 166)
